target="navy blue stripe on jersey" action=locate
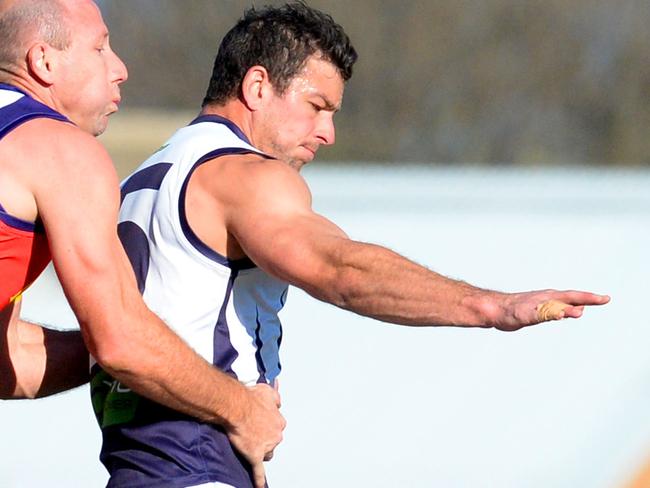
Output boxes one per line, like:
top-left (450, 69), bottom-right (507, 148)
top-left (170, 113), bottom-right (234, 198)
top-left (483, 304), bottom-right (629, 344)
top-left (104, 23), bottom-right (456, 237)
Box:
top-left (117, 221), bottom-right (150, 294)
top-left (0, 83), bottom-right (70, 140)
top-left (213, 269), bottom-right (240, 376)
top-left (254, 309), bottom-right (267, 383)
top-left (275, 288), bottom-right (288, 370)
top-left (33, 218), bottom-right (45, 233)
top-left (189, 114), bottom-right (252, 146)
top-left (267, 289), bottom-right (287, 381)
top-left (0, 83), bottom-right (23, 95)
top-left (0, 202), bottom-right (35, 231)
top-left (178, 147), bottom-right (269, 270)
top-left (120, 162), bottom-right (173, 204)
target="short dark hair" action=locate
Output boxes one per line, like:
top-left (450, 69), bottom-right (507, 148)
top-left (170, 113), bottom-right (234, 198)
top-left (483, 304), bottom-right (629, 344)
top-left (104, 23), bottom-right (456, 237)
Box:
top-left (202, 2), bottom-right (357, 107)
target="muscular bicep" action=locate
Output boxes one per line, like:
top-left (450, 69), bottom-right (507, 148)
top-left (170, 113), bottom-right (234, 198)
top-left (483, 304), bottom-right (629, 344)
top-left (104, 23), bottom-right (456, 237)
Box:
top-left (239, 211), bottom-right (346, 285)
top-left (222, 160), bottom-right (349, 293)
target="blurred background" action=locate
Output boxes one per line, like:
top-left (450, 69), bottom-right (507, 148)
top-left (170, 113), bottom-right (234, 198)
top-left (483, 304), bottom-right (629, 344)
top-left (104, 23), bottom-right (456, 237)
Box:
top-left (1, 1), bottom-right (650, 487)
top-left (96, 0), bottom-right (650, 176)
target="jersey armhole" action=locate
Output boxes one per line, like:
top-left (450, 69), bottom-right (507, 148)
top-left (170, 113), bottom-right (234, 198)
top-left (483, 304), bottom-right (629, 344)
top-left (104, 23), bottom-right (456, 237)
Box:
top-left (177, 147), bottom-right (271, 271)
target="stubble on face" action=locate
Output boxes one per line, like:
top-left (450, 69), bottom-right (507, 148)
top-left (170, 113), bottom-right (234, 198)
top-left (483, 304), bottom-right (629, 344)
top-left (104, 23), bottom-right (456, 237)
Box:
top-left (254, 57), bottom-right (344, 171)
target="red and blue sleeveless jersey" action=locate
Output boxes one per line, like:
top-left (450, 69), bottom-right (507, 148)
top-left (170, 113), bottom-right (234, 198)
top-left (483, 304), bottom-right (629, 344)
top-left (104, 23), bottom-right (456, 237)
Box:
top-left (0, 83), bottom-right (70, 308)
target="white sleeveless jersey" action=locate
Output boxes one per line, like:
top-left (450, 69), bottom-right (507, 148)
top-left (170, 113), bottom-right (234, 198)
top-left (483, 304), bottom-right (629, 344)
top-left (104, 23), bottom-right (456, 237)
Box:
top-left (118, 114), bottom-right (288, 386)
top-left (93, 115), bottom-right (288, 487)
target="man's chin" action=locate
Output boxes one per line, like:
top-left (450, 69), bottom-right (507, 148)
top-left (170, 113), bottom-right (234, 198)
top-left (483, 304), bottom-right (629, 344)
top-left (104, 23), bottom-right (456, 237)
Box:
top-left (293, 151), bottom-right (315, 169)
top-left (93, 124), bottom-right (108, 137)
top-left (93, 115), bottom-right (112, 136)
top-left (284, 158), bottom-right (305, 171)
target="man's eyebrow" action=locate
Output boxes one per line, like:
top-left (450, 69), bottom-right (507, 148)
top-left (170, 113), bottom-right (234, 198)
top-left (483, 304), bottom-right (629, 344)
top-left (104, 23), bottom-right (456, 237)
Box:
top-left (314, 94), bottom-right (341, 112)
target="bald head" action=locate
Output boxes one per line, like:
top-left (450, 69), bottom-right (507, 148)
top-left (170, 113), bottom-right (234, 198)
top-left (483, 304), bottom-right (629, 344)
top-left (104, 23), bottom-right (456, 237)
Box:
top-left (0, 0), bottom-right (70, 74)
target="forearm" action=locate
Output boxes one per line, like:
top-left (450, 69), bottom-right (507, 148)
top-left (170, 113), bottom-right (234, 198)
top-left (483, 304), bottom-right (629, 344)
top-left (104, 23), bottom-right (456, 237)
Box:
top-left (305, 240), bottom-right (504, 327)
top-left (3, 318), bottom-right (88, 399)
top-left (53, 247), bottom-right (249, 427)
top-left (84, 304), bottom-right (248, 428)
top-left (5, 315), bottom-right (246, 416)
top-left (300, 238), bottom-right (609, 330)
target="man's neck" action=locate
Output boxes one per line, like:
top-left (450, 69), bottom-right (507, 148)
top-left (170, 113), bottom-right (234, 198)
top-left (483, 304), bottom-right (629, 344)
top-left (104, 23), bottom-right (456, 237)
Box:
top-left (0, 71), bottom-right (53, 108)
top-left (200, 100), bottom-right (256, 146)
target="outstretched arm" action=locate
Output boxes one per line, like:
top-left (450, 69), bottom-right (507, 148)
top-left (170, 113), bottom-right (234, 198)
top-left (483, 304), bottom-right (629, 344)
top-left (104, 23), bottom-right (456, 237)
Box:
top-left (218, 159), bottom-right (609, 330)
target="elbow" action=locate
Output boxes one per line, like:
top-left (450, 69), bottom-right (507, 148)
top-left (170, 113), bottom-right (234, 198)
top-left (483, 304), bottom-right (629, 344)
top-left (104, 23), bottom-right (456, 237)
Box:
top-left (4, 381), bottom-right (36, 400)
top-left (304, 265), bottom-right (360, 310)
top-left (82, 311), bottom-right (162, 384)
top-left (86, 326), bottom-right (142, 378)
top-left (91, 338), bottom-right (137, 376)
top-left (323, 281), bottom-right (355, 310)
top-left (78, 302), bottom-right (152, 379)
top-left (13, 387), bottom-right (37, 400)
top-left (10, 370), bottom-right (40, 400)
top-left (311, 241), bottom-right (373, 310)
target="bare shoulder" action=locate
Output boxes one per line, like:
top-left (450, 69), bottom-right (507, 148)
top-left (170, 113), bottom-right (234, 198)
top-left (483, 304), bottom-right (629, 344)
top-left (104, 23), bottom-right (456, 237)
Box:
top-left (197, 152), bottom-right (312, 208)
top-left (7, 118), bottom-right (118, 195)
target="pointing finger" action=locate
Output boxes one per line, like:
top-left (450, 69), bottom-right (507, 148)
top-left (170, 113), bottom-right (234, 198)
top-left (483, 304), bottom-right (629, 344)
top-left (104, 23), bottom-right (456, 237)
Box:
top-left (558, 291), bottom-right (610, 306)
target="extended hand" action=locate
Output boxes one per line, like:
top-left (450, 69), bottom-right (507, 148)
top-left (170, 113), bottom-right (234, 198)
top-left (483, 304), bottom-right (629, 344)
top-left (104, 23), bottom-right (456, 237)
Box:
top-left (227, 383), bottom-right (286, 488)
top-left (495, 290), bottom-right (610, 331)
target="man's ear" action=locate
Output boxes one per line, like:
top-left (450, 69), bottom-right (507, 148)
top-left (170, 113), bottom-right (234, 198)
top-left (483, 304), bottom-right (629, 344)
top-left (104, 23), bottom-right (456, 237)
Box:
top-left (26, 43), bottom-right (57, 85)
top-left (240, 65), bottom-right (273, 111)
